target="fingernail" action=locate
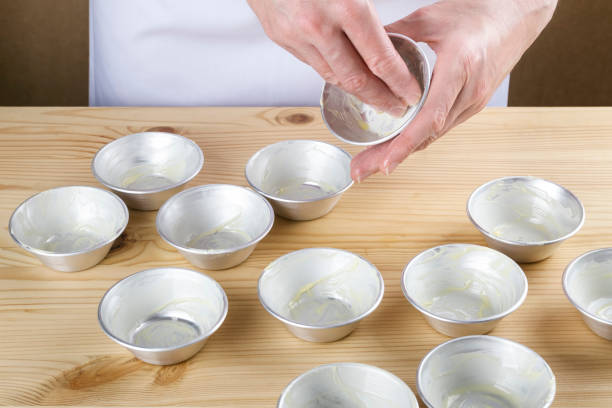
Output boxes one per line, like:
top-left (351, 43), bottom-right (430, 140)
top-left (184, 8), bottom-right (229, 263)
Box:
top-left (353, 169), bottom-right (362, 183)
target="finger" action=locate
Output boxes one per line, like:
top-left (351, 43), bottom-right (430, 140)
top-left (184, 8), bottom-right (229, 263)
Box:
top-left (343, 2), bottom-right (422, 106)
top-left (282, 43), bottom-right (339, 85)
top-left (413, 94), bottom-right (478, 153)
top-left (350, 141), bottom-right (390, 182)
top-left (419, 63), bottom-right (501, 149)
top-left (379, 50), bottom-right (467, 174)
top-left (315, 31), bottom-right (407, 116)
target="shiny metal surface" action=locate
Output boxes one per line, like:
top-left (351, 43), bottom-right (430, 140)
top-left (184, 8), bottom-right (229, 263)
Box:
top-left (467, 176), bottom-right (585, 263)
top-left (245, 140), bottom-right (352, 221)
top-left (98, 267), bottom-right (228, 365)
top-left (320, 33), bottom-right (431, 146)
top-left (92, 132), bottom-right (204, 211)
top-left (258, 248), bottom-right (384, 343)
top-left (402, 244), bottom-right (527, 337)
top-left (9, 186), bottom-right (128, 272)
top-left (418, 336), bottom-right (556, 408)
top-left (157, 184), bottom-right (274, 270)
top-left (563, 248), bottom-right (612, 340)
top-left (277, 363), bottom-right (418, 408)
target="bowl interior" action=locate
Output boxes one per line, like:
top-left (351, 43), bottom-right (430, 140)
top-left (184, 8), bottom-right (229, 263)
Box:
top-left (469, 177), bottom-right (583, 244)
top-left (246, 140), bottom-right (351, 202)
top-left (259, 248), bottom-right (382, 327)
top-left (321, 33), bottom-right (430, 145)
top-left (419, 336), bottom-right (555, 408)
top-left (10, 186), bottom-right (127, 254)
top-left (279, 363), bottom-right (418, 407)
top-left (403, 244), bottom-right (526, 322)
top-left (99, 268), bottom-right (226, 349)
top-left (565, 249), bottom-right (612, 323)
top-left (94, 132), bottom-right (202, 192)
top-left (158, 185), bottom-right (272, 252)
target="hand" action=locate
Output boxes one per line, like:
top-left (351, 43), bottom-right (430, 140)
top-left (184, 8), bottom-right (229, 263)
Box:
top-left (247, 0), bottom-right (423, 116)
top-left (350, 0), bottom-right (558, 182)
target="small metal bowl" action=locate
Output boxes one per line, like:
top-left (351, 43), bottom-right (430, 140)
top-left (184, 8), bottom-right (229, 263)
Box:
top-left (418, 335), bottom-right (556, 408)
top-left (9, 186), bottom-right (128, 272)
top-left (563, 248), bottom-right (612, 340)
top-left (245, 140), bottom-right (352, 221)
top-left (320, 33), bottom-right (431, 146)
top-left (98, 267), bottom-right (228, 365)
top-left (92, 132), bottom-right (204, 211)
top-left (258, 248), bottom-right (383, 342)
top-left (277, 363), bottom-right (418, 407)
top-left (402, 244), bottom-right (527, 337)
top-left (157, 184), bottom-right (274, 270)
top-left (467, 176), bottom-right (585, 263)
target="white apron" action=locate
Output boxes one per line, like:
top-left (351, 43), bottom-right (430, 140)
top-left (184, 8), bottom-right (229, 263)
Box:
top-left (89, 0), bottom-right (508, 107)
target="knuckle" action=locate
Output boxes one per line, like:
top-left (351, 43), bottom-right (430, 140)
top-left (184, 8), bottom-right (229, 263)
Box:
top-left (366, 51), bottom-right (398, 78)
top-left (342, 72), bottom-right (370, 93)
top-left (265, 20), bottom-right (290, 43)
top-left (421, 128), bottom-right (443, 150)
top-left (411, 5), bottom-right (435, 21)
top-left (431, 107), bottom-right (447, 135)
top-left (320, 70), bottom-right (337, 84)
top-left (461, 47), bottom-right (485, 80)
top-left (335, 0), bottom-right (366, 20)
top-left (421, 134), bottom-right (438, 150)
top-left (295, 15), bottom-right (321, 36)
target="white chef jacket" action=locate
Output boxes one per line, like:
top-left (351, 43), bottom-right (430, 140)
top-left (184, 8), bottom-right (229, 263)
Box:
top-left (89, 0), bottom-right (509, 107)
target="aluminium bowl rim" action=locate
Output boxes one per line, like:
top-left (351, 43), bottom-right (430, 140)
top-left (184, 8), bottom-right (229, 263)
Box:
top-left (156, 184), bottom-right (275, 256)
top-left (277, 362), bottom-right (418, 408)
top-left (8, 185), bottom-right (129, 258)
top-left (320, 32), bottom-right (432, 146)
top-left (401, 243), bottom-right (528, 326)
top-left (562, 247), bottom-right (612, 327)
top-left (91, 131), bottom-right (204, 195)
top-left (97, 267), bottom-right (229, 353)
top-left (466, 175), bottom-right (586, 248)
top-left (257, 247), bottom-right (385, 330)
top-left (244, 139), bottom-right (354, 204)
top-left (416, 334), bottom-right (556, 408)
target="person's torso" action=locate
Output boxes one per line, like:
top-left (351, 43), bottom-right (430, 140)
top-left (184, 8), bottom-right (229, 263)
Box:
top-left (89, 0), bottom-right (507, 107)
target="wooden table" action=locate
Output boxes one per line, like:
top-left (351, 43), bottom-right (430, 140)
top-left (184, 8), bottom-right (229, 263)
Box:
top-left (1, 107), bottom-right (611, 407)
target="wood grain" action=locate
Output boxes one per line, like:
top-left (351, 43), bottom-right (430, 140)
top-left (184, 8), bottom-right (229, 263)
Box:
top-left (1, 107), bottom-right (612, 406)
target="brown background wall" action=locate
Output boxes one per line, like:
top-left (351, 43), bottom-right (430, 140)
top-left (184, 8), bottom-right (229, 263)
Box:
top-left (0, 1), bottom-right (610, 107)
top-left (509, 0), bottom-right (612, 106)
top-left (0, 0), bottom-right (89, 106)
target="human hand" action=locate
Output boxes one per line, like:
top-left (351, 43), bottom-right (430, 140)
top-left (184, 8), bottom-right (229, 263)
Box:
top-left (350, 0), bottom-right (558, 182)
top-left (247, 0), bottom-right (423, 116)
